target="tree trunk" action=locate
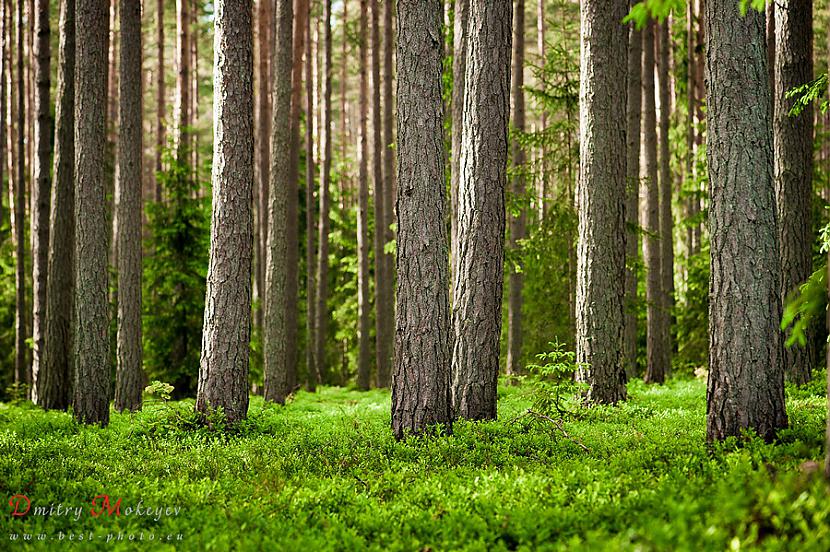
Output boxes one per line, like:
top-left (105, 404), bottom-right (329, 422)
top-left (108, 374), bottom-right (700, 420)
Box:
top-left (574, 0), bottom-right (628, 404)
top-left (0, 0), bottom-right (5, 241)
top-left (338, 0), bottom-right (348, 208)
top-left (114, 0), bottom-right (143, 412)
top-left (381, 0), bottom-right (395, 365)
top-left (29, 0), bottom-right (51, 402)
top-left (40, 0), bottom-right (74, 411)
top-left (305, 1), bottom-right (318, 389)
top-left (536, 0), bottom-right (545, 219)
top-left (155, 0), bottom-right (163, 201)
top-left (263, 0), bottom-right (293, 404)
top-left (451, 0), bottom-right (511, 420)
top-left (704, 0), bottom-right (787, 442)
top-left (106, 0), bottom-right (117, 143)
top-left (506, 0), bottom-right (525, 380)
top-left (174, 0), bottom-right (189, 158)
top-left (371, 0), bottom-right (389, 387)
top-left (684, 0), bottom-right (695, 263)
top-left (356, 0), bottom-right (371, 390)
top-left (73, 0), bottom-right (111, 426)
top-left (196, 0), bottom-right (253, 425)
top-left (774, 0), bottom-right (813, 385)
top-left (190, 0), bottom-right (198, 172)
top-left (657, 19), bottom-right (673, 378)
top-left (624, 20), bottom-right (641, 378)
top-left (392, 0), bottom-right (453, 439)
top-left (449, 0), bottom-right (468, 273)
top-left (254, 0), bottom-right (270, 350)
top-left (314, 0), bottom-right (332, 385)
top-left (12, 0), bottom-right (26, 389)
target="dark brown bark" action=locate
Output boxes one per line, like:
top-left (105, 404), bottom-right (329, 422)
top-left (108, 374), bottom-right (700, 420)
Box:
top-left (657, 19), bottom-right (673, 380)
top-left (263, 0), bottom-right (293, 404)
top-left (451, 0), bottom-right (511, 421)
top-left (106, 0), bottom-right (117, 142)
top-left (574, 0), bottom-right (628, 404)
top-left (506, 0), bottom-right (525, 379)
top-left (449, 0), bottom-right (468, 272)
top-left (29, 0), bottom-right (50, 402)
top-left (381, 0), bottom-right (395, 367)
top-left (174, 0), bottom-right (189, 158)
top-left (305, 1), bottom-right (318, 389)
top-left (155, 0), bottom-right (163, 201)
top-left (685, 0), bottom-right (695, 261)
top-left (356, 0), bottom-right (370, 390)
top-left (774, 0), bottom-right (813, 385)
top-left (624, 21), bottom-right (641, 378)
top-left (114, 0), bottom-right (144, 412)
top-left (196, 0), bottom-right (253, 425)
top-left (13, 0), bottom-right (26, 388)
top-left (704, 0), bottom-right (787, 442)
top-left (392, 0), bottom-right (453, 439)
top-left (40, 0), bottom-right (74, 411)
top-left (73, 0), bottom-right (111, 426)
top-left (254, 0), bottom-right (270, 348)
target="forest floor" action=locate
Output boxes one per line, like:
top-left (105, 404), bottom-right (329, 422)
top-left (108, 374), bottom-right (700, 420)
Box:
top-left (0, 376), bottom-right (828, 551)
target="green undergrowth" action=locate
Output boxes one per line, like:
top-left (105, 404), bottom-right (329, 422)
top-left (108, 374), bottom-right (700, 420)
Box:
top-left (0, 376), bottom-right (828, 551)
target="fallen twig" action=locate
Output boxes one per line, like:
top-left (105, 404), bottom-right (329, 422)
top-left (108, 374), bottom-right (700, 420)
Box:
top-left (520, 409), bottom-right (591, 453)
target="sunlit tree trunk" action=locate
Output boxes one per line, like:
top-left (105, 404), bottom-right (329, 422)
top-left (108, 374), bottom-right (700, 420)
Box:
top-left (13, 0), bottom-right (27, 388)
top-left (305, 2), bottom-right (318, 389)
top-left (356, 0), bottom-right (371, 390)
top-left (155, 0), bottom-right (164, 201)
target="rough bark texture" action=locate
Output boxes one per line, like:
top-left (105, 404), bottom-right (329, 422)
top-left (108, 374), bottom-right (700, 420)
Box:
top-left (196, 0), bottom-right (253, 425)
top-left (774, 0), bottom-right (813, 385)
top-left (174, 0), bottom-right (190, 158)
top-left (624, 21), bottom-right (641, 378)
top-left (29, 0), bottom-right (51, 403)
top-left (506, 0), bottom-right (525, 379)
top-left (704, 0), bottom-right (787, 442)
top-left (657, 19), bottom-right (673, 379)
top-left (574, 0), bottom-right (628, 404)
top-left (381, 0), bottom-right (396, 368)
top-left (14, 0), bottom-right (26, 387)
top-left (114, 0), bottom-right (143, 412)
top-left (392, 0), bottom-right (453, 439)
top-left (263, 0), bottom-right (293, 404)
top-left (451, 0), bottom-right (511, 421)
top-left (305, 5), bottom-right (318, 389)
top-left (155, 0), bottom-right (163, 201)
top-left (40, 0), bottom-right (74, 410)
top-left (449, 0), bottom-right (468, 272)
top-left (73, 0), bottom-right (111, 426)
top-left (356, 0), bottom-right (371, 390)
top-left (314, 0), bottom-right (332, 384)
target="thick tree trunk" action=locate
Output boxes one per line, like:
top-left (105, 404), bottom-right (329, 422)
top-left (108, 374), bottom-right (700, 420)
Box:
top-left (29, 0), bottom-right (50, 402)
top-left (155, 0), bottom-right (164, 201)
top-left (506, 0), bottom-right (525, 380)
top-left (73, 0), bottom-right (111, 426)
top-left (196, 0), bottom-right (253, 425)
top-left (451, 0), bottom-right (511, 420)
top-left (774, 0), bottom-right (813, 385)
top-left (40, 0), bottom-right (74, 411)
top-left (356, 0), bottom-right (371, 390)
top-left (305, 3), bottom-right (318, 389)
top-left (704, 0), bottom-right (787, 442)
top-left (392, 0), bottom-right (453, 439)
top-left (314, 0), bottom-right (332, 385)
top-left (263, 0), bottom-right (293, 404)
top-left (574, 0), bottom-right (628, 404)
top-left (449, 0), bottom-right (468, 272)
top-left (114, 0), bottom-right (143, 412)
top-left (624, 21), bottom-right (641, 378)
top-left (657, 19), bottom-right (673, 379)
top-left (174, 0), bottom-right (189, 158)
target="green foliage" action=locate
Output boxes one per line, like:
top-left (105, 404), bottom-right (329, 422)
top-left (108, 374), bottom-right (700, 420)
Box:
top-left (787, 73), bottom-right (829, 117)
top-left (675, 247), bottom-right (710, 370)
top-left (0, 240), bottom-right (15, 398)
top-left (525, 340), bottom-right (586, 416)
top-left (625, 0), bottom-right (683, 29)
top-left (1, 381), bottom-right (828, 550)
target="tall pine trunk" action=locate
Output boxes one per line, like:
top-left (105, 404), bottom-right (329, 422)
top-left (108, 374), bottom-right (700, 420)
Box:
top-left (449, 0), bottom-right (468, 272)
top-left (624, 20), bottom-right (641, 378)
top-left (174, 0), bottom-right (189, 158)
top-left (356, 0), bottom-right (371, 390)
top-left (0, 0), bottom-right (5, 240)
top-left (305, 2), bottom-right (318, 389)
top-left (254, 0), bottom-right (270, 351)
top-left (155, 0), bottom-right (163, 200)
top-left (381, 0), bottom-right (395, 361)
top-left (13, 0), bottom-right (26, 388)
top-left (657, 19), bottom-right (673, 378)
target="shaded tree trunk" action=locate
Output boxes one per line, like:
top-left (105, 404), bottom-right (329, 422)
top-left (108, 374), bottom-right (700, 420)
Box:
top-left (574, 0), bottom-right (628, 404)
top-left (624, 20), bottom-right (641, 378)
top-left (40, 0), bottom-right (74, 410)
top-left (305, 2), bottom-right (318, 389)
top-left (155, 0), bottom-right (163, 201)
top-left (263, 0), bottom-right (293, 404)
top-left (684, 0), bottom-right (695, 263)
top-left (381, 0), bottom-right (395, 363)
top-left (174, 0), bottom-right (189, 158)
top-left (196, 0), bottom-right (253, 425)
top-left (114, 0), bottom-right (143, 412)
top-left (704, 0), bottom-right (787, 442)
top-left (73, 0), bottom-right (111, 426)
top-left (657, 19), bottom-right (673, 380)
top-left (254, 0), bottom-right (270, 350)
top-left (449, 0), bottom-right (468, 272)
top-left (0, 0), bottom-right (5, 239)
top-left (774, 0), bottom-right (813, 385)
top-left (506, 0), bottom-right (525, 380)
top-left (392, 0), bottom-right (453, 439)
top-left (356, 0), bottom-right (371, 390)
top-left (451, 0), bottom-right (511, 420)
top-left (13, 0), bottom-right (26, 388)
top-left (536, 0), bottom-right (545, 219)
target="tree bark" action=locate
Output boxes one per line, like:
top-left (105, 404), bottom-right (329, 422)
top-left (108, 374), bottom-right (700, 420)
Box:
top-left (254, 0), bottom-right (270, 349)
top-left (685, 0), bottom-right (695, 262)
top-left (114, 0), bottom-right (143, 412)
top-left (624, 20), bottom-right (641, 378)
top-left (174, 0), bottom-right (189, 158)
top-left (356, 0), bottom-right (371, 390)
top-left (0, 0), bottom-right (5, 241)
top-left (305, 1), bottom-right (318, 389)
top-left (155, 0), bottom-right (164, 201)
top-left (449, 0), bottom-right (468, 273)
top-left (29, 0), bottom-right (51, 402)
top-left (774, 0), bottom-right (813, 385)
top-left (657, 19), bottom-right (673, 380)
top-left (704, 0), bottom-right (787, 442)
top-left (574, 0), bottom-right (628, 404)
top-left (506, 0), bottom-right (525, 380)
top-left (381, 0), bottom-right (395, 369)
top-left (40, 0), bottom-right (74, 410)
top-left (196, 0), bottom-right (253, 425)
top-left (264, 0), bottom-right (293, 404)
top-left (74, 0), bottom-right (111, 426)
top-left (392, 0), bottom-right (453, 439)
top-left (12, 0), bottom-right (26, 388)
top-left (451, 0), bottom-right (511, 420)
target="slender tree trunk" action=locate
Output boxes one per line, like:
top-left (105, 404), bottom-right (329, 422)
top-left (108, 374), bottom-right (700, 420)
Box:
top-left (338, 0), bottom-right (348, 208)
top-left (392, 0), bottom-right (453, 439)
top-left (624, 20), bottom-right (641, 378)
top-left (449, 0), bottom-right (468, 272)
top-left (692, 0), bottom-right (704, 250)
top-left (574, 0), bottom-right (628, 404)
top-left (305, 2), bottom-right (318, 389)
top-left (314, 0), bottom-right (332, 385)
top-left (451, 0), bottom-right (511, 420)
top-left (685, 0), bottom-right (695, 262)
top-left (381, 0), bottom-right (395, 368)
top-left (536, 0), bottom-right (545, 219)
top-left (29, 0), bottom-right (51, 402)
top-left (0, 0), bottom-right (5, 239)
top-left (506, 0), bottom-right (525, 380)
top-left (190, 0), bottom-right (197, 172)
top-left (40, 0), bottom-right (74, 410)
top-left (196, 0), bottom-right (253, 425)
top-left (255, 0), bottom-right (270, 347)
top-left (106, 0), bottom-right (118, 142)
top-left (657, 19), bottom-right (673, 377)
top-left (774, 0), bottom-right (813, 385)
top-left (13, 0), bottom-right (27, 388)
top-left (356, 0), bottom-right (371, 390)
top-left (74, 0), bottom-right (111, 426)
top-left (155, 0), bottom-right (163, 201)
top-left (704, 0), bottom-right (787, 442)
top-left (114, 0), bottom-right (143, 412)
top-left (174, 0), bottom-right (189, 158)
top-left (264, 0), bottom-right (293, 404)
